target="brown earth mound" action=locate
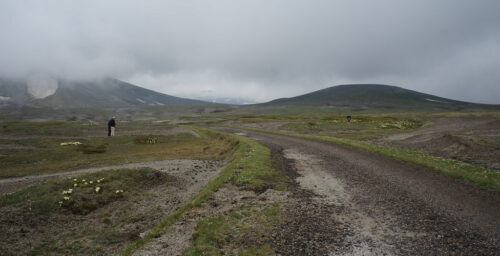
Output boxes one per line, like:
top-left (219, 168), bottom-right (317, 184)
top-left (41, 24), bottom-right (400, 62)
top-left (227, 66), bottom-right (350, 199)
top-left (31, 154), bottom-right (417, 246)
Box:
top-left (380, 116), bottom-right (500, 171)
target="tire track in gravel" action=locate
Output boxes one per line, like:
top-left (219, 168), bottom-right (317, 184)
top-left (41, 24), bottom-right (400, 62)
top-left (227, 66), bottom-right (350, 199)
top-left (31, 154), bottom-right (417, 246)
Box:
top-left (219, 128), bottom-right (499, 255)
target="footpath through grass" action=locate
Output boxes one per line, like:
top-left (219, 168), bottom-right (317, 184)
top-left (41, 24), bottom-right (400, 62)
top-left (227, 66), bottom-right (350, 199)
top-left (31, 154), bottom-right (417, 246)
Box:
top-left (122, 127), bottom-right (285, 256)
top-left (223, 125), bottom-right (500, 192)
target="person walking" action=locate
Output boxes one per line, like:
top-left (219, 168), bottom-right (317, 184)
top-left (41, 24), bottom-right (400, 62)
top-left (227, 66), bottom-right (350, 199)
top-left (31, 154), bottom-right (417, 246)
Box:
top-left (108, 116), bottom-right (116, 136)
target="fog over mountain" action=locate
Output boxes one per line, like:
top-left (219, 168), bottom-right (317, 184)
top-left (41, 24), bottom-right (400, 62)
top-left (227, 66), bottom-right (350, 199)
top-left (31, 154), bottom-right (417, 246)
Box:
top-left (1, 1), bottom-right (499, 104)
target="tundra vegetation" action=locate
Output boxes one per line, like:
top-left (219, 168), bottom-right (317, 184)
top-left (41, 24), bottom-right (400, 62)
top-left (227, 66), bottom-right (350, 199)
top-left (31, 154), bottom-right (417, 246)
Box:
top-left (0, 122), bottom-right (230, 178)
top-left (0, 109), bottom-right (499, 255)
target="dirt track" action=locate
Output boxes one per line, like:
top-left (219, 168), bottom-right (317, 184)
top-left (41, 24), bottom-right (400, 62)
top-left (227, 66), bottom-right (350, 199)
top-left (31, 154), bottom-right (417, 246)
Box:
top-left (0, 159), bottom-right (212, 195)
top-left (220, 128), bottom-right (499, 255)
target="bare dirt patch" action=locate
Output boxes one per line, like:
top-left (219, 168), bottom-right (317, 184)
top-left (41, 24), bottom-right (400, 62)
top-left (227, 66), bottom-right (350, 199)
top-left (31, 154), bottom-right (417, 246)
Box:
top-left (379, 116), bottom-right (500, 171)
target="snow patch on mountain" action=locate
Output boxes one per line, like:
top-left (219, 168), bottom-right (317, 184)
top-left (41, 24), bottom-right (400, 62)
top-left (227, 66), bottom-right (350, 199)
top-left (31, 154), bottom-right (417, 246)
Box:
top-left (425, 98), bottom-right (450, 103)
top-left (27, 75), bottom-right (58, 99)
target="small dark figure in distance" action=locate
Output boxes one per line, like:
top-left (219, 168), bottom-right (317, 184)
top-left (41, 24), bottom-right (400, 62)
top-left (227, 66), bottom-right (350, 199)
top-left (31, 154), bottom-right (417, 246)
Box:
top-left (108, 116), bottom-right (116, 136)
top-left (347, 115), bottom-right (352, 122)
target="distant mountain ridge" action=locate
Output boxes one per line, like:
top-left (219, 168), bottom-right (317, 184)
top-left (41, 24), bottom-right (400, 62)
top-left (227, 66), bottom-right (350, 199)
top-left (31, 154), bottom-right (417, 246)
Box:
top-left (0, 77), bottom-right (205, 109)
top-left (263, 84), bottom-right (498, 110)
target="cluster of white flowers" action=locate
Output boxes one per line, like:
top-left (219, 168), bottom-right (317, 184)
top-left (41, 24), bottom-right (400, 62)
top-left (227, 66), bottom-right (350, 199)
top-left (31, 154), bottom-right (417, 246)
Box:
top-left (59, 176), bottom-right (109, 207)
top-left (115, 189), bottom-right (124, 194)
top-left (62, 188), bottom-right (73, 195)
top-left (60, 142), bottom-right (82, 146)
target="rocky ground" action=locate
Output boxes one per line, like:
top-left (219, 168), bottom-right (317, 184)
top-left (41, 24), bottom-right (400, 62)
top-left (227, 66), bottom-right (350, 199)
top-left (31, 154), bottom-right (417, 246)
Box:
top-left (224, 129), bottom-right (499, 255)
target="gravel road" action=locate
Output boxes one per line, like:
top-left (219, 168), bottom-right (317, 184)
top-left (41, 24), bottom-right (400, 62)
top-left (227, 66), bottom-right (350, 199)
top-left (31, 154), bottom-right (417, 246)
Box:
top-left (219, 128), bottom-right (499, 255)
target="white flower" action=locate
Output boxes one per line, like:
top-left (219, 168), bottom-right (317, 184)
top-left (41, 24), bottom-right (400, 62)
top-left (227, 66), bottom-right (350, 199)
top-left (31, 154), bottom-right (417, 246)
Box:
top-left (74, 183), bottom-right (78, 187)
top-left (89, 181), bottom-right (93, 184)
top-left (63, 196), bottom-right (70, 200)
top-left (62, 189), bottom-right (73, 195)
top-left (95, 187), bottom-right (101, 193)
top-left (73, 179), bottom-right (77, 182)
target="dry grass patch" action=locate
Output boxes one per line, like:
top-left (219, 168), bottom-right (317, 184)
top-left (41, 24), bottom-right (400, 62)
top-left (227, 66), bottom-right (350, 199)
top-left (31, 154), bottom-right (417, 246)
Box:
top-left (0, 130), bottom-right (233, 178)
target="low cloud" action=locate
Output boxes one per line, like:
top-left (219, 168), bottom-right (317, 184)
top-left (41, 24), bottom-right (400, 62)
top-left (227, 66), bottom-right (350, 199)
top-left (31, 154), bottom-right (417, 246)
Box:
top-left (1, 0), bottom-right (499, 103)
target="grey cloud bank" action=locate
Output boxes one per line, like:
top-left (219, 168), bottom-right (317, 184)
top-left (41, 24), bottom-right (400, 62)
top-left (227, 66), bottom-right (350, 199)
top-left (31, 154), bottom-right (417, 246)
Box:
top-left (1, 0), bottom-right (499, 104)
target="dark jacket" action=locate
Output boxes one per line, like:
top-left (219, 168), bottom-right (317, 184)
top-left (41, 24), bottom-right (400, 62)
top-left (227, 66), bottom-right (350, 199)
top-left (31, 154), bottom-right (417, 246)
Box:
top-left (108, 119), bottom-right (116, 128)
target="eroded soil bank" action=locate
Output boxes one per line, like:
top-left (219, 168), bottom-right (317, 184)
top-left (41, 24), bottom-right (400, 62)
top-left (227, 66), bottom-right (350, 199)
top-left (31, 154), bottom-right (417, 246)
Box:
top-left (378, 116), bottom-right (500, 171)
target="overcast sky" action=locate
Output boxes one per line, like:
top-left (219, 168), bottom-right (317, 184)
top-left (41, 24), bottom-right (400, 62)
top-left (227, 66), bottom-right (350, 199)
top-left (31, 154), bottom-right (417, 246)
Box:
top-left (1, 0), bottom-right (499, 104)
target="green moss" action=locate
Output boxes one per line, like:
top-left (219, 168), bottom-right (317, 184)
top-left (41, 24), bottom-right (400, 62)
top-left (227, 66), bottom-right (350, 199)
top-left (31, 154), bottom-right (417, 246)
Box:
top-left (185, 204), bottom-right (280, 256)
top-left (232, 139), bottom-right (286, 193)
top-left (78, 143), bottom-right (108, 154)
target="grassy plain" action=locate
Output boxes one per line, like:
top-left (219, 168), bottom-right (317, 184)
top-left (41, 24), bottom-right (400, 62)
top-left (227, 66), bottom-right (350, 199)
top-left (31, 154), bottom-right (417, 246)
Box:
top-left (229, 114), bottom-right (426, 140)
top-left (0, 121), bottom-right (232, 178)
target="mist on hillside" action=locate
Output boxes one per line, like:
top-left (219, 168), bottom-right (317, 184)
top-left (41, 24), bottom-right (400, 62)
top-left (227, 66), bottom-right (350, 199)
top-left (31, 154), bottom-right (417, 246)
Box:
top-left (0, 1), bottom-right (499, 104)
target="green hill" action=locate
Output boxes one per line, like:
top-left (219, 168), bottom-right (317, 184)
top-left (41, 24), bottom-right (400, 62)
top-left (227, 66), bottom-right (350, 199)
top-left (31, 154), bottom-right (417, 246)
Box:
top-left (263, 84), bottom-right (498, 110)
